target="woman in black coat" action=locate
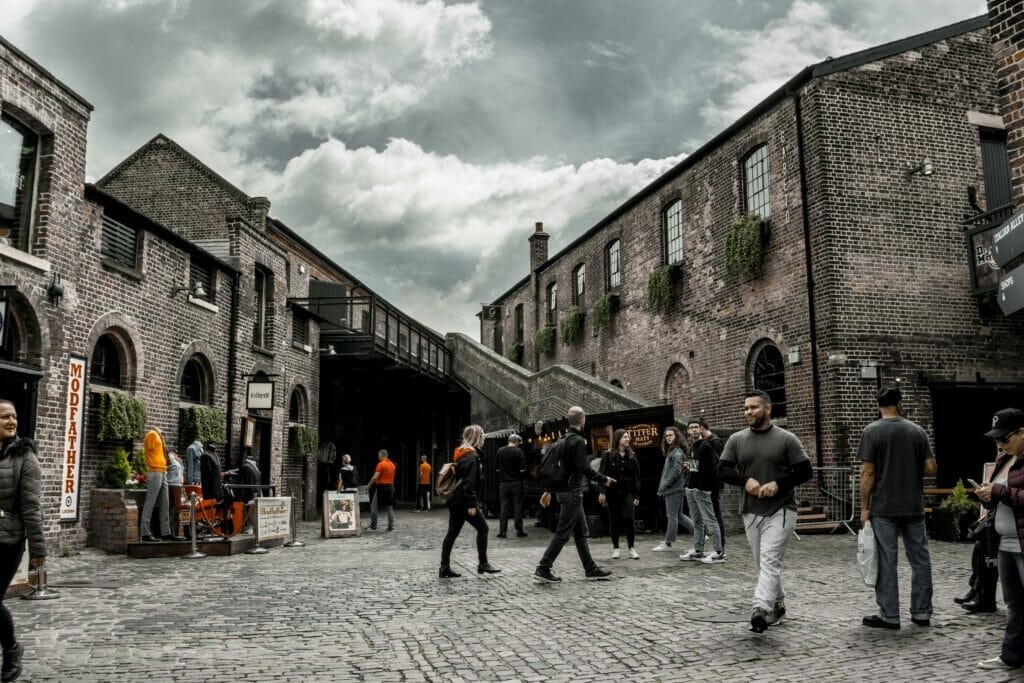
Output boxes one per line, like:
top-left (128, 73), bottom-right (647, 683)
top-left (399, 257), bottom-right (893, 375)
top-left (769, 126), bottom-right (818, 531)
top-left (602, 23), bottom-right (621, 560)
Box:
top-left (598, 429), bottom-right (642, 560)
top-left (0, 399), bottom-right (45, 682)
top-left (439, 425), bottom-right (501, 578)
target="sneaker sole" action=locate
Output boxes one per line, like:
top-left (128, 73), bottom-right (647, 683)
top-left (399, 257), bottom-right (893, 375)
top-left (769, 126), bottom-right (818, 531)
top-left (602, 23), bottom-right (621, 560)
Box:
top-left (700, 559), bottom-right (725, 564)
top-left (750, 616), bottom-right (768, 633)
top-left (533, 575), bottom-right (561, 584)
top-left (585, 575), bottom-right (613, 581)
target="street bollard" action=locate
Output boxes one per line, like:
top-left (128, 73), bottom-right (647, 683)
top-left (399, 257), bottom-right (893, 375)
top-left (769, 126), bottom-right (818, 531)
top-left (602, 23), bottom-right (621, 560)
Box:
top-left (22, 564), bottom-right (59, 600)
top-left (183, 492), bottom-right (206, 560)
top-left (284, 495), bottom-right (304, 548)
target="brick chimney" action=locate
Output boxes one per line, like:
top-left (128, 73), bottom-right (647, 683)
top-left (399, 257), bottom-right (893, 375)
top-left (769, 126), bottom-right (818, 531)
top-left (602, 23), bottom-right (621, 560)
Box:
top-left (529, 221), bottom-right (549, 273)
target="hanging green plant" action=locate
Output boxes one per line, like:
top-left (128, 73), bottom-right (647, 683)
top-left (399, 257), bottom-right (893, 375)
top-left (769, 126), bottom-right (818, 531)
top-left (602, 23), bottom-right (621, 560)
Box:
top-left (647, 266), bottom-right (674, 313)
top-left (290, 425), bottom-right (319, 457)
top-left (559, 306), bottom-right (584, 345)
top-left (96, 391), bottom-right (147, 442)
top-left (179, 405), bottom-right (226, 445)
top-left (725, 212), bottom-right (767, 281)
top-left (100, 446), bottom-right (133, 488)
top-left (591, 293), bottom-right (616, 331)
top-left (534, 325), bottom-right (556, 355)
top-left (506, 342), bottom-right (524, 363)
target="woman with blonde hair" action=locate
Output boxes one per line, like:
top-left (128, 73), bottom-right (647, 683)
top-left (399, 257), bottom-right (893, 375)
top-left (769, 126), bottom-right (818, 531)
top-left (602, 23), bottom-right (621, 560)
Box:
top-left (439, 425), bottom-right (501, 578)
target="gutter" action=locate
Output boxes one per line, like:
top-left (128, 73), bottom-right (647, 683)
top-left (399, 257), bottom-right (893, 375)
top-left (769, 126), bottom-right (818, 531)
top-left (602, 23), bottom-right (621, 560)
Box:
top-left (225, 271), bottom-right (240, 468)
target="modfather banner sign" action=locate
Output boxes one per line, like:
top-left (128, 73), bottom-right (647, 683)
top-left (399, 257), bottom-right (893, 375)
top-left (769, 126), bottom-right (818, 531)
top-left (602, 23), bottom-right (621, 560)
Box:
top-left (60, 355), bottom-right (87, 522)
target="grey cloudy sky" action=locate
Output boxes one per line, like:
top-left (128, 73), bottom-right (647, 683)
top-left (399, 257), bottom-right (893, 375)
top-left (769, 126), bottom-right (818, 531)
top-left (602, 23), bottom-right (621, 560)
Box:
top-left (5, 0), bottom-right (985, 336)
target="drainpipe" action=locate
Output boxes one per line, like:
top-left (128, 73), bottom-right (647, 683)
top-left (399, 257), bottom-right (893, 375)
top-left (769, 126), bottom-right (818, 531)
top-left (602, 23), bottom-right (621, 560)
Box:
top-left (225, 269), bottom-right (241, 468)
top-left (790, 90), bottom-right (824, 468)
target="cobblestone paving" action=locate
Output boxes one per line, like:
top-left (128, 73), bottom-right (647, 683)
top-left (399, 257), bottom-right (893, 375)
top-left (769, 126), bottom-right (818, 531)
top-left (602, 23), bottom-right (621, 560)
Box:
top-left (12, 510), bottom-right (1018, 682)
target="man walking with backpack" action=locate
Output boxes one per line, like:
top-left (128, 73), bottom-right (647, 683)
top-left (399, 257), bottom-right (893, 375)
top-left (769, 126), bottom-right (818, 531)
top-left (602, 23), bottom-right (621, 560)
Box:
top-left (534, 406), bottom-right (616, 584)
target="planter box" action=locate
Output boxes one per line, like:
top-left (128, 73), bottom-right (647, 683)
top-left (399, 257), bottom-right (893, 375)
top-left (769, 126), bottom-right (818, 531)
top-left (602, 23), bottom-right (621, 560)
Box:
top-left (88, 488), bottom-right (141, 553)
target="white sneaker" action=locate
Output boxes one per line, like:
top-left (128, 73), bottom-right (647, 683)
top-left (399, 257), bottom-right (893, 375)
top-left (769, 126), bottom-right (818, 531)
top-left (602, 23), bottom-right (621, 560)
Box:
top-left (700, 551), bottom-right (726, 564)
top-left (628, 547), bottom-right (640, 560)
top-left (678, 549), bottom-right (704, 561)
top-left (652, 542), bottom-right (672, 552)
top-left (978, 657), bottom-right (1018, 670)
top-left (611, 548), bottom-right (620, 559)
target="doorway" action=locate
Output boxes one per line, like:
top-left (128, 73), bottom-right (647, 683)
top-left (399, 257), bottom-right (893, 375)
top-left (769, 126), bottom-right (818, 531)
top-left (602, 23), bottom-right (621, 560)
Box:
top-left (0, 367), bottom-right (38, 438)
top-left (247, 416), bottom-right (273, 494)
top-left (931, 384), bottom-right (1024, 487)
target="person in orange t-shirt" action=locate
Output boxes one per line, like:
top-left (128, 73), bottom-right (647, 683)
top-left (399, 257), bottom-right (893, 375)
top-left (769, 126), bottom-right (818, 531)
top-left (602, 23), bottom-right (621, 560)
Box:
top-left (367, 450), bottom-right (397, 531)
top-left (416, 455), bottom-right (433, 512)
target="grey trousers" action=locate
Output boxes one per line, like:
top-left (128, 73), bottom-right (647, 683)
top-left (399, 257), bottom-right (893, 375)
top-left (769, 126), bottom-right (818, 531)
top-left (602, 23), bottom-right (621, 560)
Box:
top-left (687, 489), bottom-right (723, 554)
top-left (140, 470), bottom-right (170, 538)
top-left (743, 507), bottom-right (796, 612)
top-left (663, 490), bottom-right (694, 543)
top-left (872, 515), bottom-right (933, 624)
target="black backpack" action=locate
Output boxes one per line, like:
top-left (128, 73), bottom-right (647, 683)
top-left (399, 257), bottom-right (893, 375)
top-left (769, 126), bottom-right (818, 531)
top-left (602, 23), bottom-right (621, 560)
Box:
top-left (539, 436), bottom-right (573, 485)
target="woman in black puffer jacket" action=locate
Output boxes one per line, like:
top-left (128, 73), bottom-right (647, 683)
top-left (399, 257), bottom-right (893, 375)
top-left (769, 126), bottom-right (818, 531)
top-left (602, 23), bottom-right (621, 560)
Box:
top-left (0, 398), bottom-right (45, 682)
top-left (439, 425), bottom-right (501, 578)
top-left (598, 429), bottom-right (642, 560)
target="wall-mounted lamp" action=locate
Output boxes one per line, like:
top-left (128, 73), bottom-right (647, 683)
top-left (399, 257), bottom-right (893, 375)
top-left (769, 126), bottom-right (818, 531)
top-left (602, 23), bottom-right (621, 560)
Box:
top-left (323, 344), bottom-right (337, 356)
top-left (905, 158), bottom-right (934, 178)
top-left (170, 282), bottom-right (207, 299)
top-left (47, 273), bottom-right (64, 306)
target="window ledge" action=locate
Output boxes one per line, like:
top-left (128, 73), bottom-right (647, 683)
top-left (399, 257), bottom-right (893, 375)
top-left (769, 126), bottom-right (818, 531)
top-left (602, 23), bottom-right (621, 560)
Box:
top-left (0, 243), bottom-right (50, 273)
top-left (252, 344), bottom-right (276, 358)
top-left (291, 342), bottom-right (312, 354)
top-left (187, 296), bottom-right (218, 313)
top-left (89, 384), bottom-right (126, 395)
top-left (101, 258), bottom-right (143, 282)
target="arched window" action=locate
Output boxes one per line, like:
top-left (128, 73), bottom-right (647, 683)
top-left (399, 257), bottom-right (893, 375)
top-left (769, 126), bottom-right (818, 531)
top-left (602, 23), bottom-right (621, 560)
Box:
top-left (514, 304), bottom-right (524, 344)
top-left (0, 114), bottom-right (40, 252)
top-left (610, 379), bottom-right (623, 388)
top-left (572, 264), bottom-right (585, 306)
top-left (288, 388), bottom-right (305, 423)
top-left (743, 144), bottom-right (771, 219)
top-left (0, 304), bottom-right (23, 363)
top-left (750, 342), bottom-right (786, 418)
top-left (664, 363), bottom-right (693, 418)
top-left (546, 282), bottom-right (557, 325)
top-left (180, 355), bottom-right (212, 404)
top-left (664, 199), bottom-right (683, 265)
top-left (493, 322), bottom-right (503, 356)
top-left (90, 335), bottom-right (122, 388)
top-left (606, 240), bottom-right (621, 290)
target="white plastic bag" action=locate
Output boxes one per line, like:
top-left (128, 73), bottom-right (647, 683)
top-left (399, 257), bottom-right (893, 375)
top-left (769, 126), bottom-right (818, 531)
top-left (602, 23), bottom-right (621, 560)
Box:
top-left (857, 520), bottom-right (878, 587)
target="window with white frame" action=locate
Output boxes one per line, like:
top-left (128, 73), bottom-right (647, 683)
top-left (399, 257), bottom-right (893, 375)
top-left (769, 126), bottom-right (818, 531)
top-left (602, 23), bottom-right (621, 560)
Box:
top-left (665, 200), bottom-right (683, 265)
top-left (606, 240), bottom-right (621, 289)
top-left (0, 114), bottom-right (40, 252)
top-left (743, 144), bottom-right (771, 219)
top-left (572, 264), bottom-right (585, 306)
top-left (546, 282), bottom-right (557, 326)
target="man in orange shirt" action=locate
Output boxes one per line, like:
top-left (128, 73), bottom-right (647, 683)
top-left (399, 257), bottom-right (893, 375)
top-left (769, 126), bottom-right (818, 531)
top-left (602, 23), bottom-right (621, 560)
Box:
top-left (416, 455), bottom-right (432, 512)
top-left (140, 427), bottom-right (183, 542)
top-left (368, 449), bottom-right (397, 531)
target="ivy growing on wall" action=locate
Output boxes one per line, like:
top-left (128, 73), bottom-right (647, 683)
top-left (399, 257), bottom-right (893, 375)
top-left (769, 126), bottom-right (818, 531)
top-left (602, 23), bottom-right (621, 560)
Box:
top-left (647, 266), bottom-right (674, 314)
top-left (506, 342), bottom-right (524, 364)
top-left (179, 405), bottom-right (226, 444)
top-left (534, 325), bottom-right (556, 355)
top-left (290, 425), bottom-right (319, 457)
top-left (725, 212), bottom-right (767, 281)
top-left (559, 306), bottom-right (584, 345)
top-left (591, 293), bottom-right (616, 331)
top-left (96, 391), bottom-right (147, 442)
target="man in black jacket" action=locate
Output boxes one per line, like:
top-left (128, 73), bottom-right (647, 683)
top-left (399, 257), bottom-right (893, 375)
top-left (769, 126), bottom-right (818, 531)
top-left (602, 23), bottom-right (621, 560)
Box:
top-left (534, 406), bottom-right (616, 584)
top-left (497, 433), bottom-right (527, 538)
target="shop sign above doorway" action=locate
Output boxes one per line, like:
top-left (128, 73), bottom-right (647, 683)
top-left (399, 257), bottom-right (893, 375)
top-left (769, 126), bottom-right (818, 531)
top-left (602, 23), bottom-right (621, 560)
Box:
top-left (246, 381), bottom-right (274, 410)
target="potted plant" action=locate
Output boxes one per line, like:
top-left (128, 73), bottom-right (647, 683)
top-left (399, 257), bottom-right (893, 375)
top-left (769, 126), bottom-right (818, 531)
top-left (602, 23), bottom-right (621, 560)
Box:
top-left (534, 325), bottom-right (555, 356)
top-left (647, 266), bottom-right (674, 313)
top-left (725, 212), bottom-right (768, 282)
top-left (590, 292), bottom-right (618, 332)
top-left (506, 342), bottom-right (524, 364)
top-left (931, 480), bottom-right (979, 542)
top-left (559, 306), bottom-right (584, 345)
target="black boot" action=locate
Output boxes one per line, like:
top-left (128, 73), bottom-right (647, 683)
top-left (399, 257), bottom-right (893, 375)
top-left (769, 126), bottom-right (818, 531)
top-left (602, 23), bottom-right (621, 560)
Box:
top-left (439, 565), bottom-right (461, 578)
top-left (478, 562), bottom-right (501, 574)
top-left (954, 588), bottom-right (977, 605)
top-left (2, 642), bottom-right (23, 682)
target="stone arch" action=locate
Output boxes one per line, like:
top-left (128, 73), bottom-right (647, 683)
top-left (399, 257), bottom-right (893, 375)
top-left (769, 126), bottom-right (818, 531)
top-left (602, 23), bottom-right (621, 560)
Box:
top-left (86, 312), bottom-right (143, 391)
top-left (176, 340), bottom-right (220, 405)
top-left (746, 338), bottom-right (787, 419)
top-left (287, 383), bottom-right (309, 424)
top-left (663, 362), bottom-right (693, 420)
top-left (0, 290), bottom-right (44, 369)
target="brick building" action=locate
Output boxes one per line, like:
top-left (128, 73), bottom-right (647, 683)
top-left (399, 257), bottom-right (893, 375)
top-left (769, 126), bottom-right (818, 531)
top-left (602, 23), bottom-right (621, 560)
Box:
top-left (480, 15), bottom-right (1024, 485)
top-left (0, 33), bottom-right (466, 554)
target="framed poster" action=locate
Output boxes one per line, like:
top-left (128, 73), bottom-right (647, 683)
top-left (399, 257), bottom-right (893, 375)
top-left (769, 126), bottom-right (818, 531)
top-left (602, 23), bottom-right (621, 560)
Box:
top-left (255, 497), bottom-right (290, 544)
top-left (241, 417), bottom-right (255, 448)
top-left (323, 491), bottom-right (361, 538)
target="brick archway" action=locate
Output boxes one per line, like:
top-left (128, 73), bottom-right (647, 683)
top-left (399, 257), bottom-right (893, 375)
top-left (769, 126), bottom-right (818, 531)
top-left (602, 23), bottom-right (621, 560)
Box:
top-left (664, 362), bottom-right (693, 420)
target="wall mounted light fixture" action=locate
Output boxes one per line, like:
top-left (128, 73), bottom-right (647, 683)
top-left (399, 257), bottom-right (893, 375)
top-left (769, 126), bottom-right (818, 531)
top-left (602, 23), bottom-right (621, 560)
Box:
top-left (170, 282), bottom-right (207, 299)
top-left (905, 158), bottom-right (934, 178)
top-left (47, 273), bottom-right (64, 306)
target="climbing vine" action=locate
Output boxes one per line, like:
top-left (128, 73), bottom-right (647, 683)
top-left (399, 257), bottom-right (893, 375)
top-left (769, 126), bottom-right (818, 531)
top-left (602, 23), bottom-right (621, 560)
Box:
top-left (179, 405), bottom-right (226, 444)
top-left (725, 212), bottom-right (767, 281)
top-left (96, 391), bottom-right (147, 442)
top-left (290, 425), bottom-right (319, 457)
top-left (506, 342), bottom-right (524, 364)
top-left (534, 325), bottom-right (556, 355)
top-left (647, 266), bottom-right (674, 314)
top-left (559, 306), bottom-right (584, 345)
top-left (591, 293), bottom-right (616, 331)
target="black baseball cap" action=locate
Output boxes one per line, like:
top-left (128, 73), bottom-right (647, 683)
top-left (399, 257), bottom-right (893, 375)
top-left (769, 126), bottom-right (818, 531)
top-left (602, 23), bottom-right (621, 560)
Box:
top-left (984, 408), bottom-right (1024, 439)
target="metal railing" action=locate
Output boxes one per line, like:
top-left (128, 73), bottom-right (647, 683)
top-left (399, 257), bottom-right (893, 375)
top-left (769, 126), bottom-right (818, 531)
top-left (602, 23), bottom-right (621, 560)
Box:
top-left (793, 466), bottom-right (857, 537)
top-left (290, 294), bottom-right (450, 378)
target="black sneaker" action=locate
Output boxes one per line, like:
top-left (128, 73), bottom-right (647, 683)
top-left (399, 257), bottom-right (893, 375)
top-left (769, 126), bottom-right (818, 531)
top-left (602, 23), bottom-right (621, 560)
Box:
top-left (585, 566), bottom-right (613, 581)
top-left (496, 533), bottom-right (507, 538)
top-left (911, 617), bottom-right (930, 627)
top-left (750, 608), bottom-right (768, 633)
top-left (533, 567), bottom-right (562, 584)
top-left (767, 600), bottom-right (786, 625)
top-left (516, 532), bottom-right (528, 538)
top-left (862, 615), bottom-right (900, 630)
top-left (2, 642), bottom-right (23, 682)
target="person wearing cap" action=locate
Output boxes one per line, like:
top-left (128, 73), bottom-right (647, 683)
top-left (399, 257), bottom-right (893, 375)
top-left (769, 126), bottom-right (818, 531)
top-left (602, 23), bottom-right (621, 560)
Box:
top-left (975, 408), bottom-right (1024, 671)
top-left (496, 433), bottom-right (527, 538)
top-left (858, 386), bottom-right (935, 630)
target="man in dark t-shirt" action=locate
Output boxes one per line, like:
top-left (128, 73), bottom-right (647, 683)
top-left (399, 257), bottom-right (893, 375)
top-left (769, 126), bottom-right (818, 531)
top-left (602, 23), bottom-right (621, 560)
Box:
top-left (859, 386), bottom-right (936, 630)
top-left (496, 434), bottom-right (527, 538)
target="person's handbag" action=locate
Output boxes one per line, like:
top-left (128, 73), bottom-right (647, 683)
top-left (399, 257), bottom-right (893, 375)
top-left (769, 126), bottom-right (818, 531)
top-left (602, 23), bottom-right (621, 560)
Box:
top-left (966, 513), bottom-right (995, 542)
top-left (857, 520), bottom-right (878, 587)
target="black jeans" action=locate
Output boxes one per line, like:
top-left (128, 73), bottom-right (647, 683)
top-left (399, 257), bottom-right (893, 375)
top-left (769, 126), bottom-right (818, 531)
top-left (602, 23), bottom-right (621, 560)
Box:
top-left (499, 481), bottom-right (524, 535)
top-left (539, 490), bottom-right (596, 572)
top-left (441, 501), bottom-right (489, 567)
top-left (711, 486), bottom-right (726, 549)
top-left (605, 491), bottom-right (635, 549)
top-left (0, 542), bottom-right (24, 651)
top-left (416, 484), bottom-right (431, 510)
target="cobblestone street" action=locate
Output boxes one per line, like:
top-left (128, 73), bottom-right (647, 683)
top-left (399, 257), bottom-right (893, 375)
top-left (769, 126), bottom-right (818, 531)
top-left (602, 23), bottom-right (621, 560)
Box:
top-left (14, 511), bottom-right (1015, 682)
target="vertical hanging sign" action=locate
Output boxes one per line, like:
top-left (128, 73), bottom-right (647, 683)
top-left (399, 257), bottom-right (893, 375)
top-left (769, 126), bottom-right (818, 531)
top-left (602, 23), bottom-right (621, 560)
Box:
top-left (60, 355), bottom-right (87, 521)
